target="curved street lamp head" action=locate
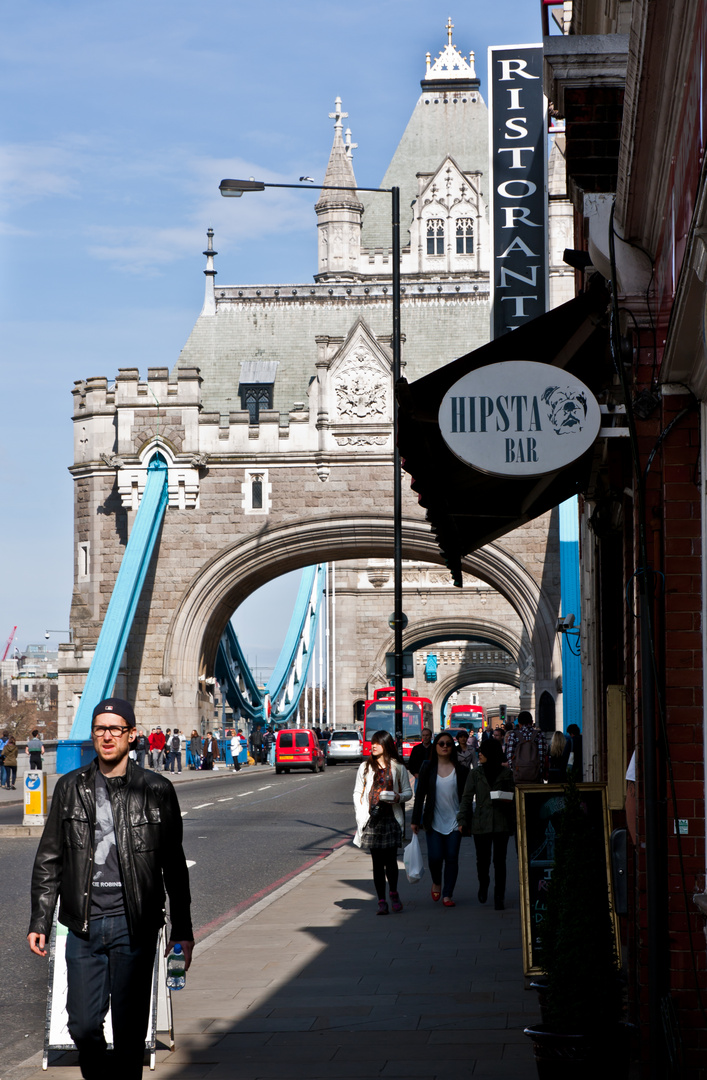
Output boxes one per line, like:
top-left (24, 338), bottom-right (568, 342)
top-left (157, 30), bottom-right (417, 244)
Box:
top-left (219, 178), bottom-right (266, 197)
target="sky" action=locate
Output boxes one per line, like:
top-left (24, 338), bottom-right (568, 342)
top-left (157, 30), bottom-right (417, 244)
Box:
top-left (0, 0), bottom-right (545, 662)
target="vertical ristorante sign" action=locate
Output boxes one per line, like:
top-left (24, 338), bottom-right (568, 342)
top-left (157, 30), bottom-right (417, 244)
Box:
top-left (488, 45), bottom-right (547, 339)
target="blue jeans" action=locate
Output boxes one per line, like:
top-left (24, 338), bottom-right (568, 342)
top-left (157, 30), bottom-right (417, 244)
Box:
top-left (66, 914), bottom-right (158, 1079)
top-left (425, 828), bottom-right (462, 898)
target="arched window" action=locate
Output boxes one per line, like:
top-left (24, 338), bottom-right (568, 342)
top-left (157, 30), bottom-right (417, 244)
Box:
top-left (427, 219), bottom-right (445, 255)
top-left (456, 218), bottom-right (474, 254)
top-left (240, 385), bottom-right (272, 423)
top-left (538, 691), bottom-right (556, 732)
top-left (251, 474), bottom-right (263, 510)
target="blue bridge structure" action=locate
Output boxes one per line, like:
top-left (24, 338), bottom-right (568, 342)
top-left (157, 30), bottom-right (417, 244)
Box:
top-left (57, 452), bottom-right (326, 773)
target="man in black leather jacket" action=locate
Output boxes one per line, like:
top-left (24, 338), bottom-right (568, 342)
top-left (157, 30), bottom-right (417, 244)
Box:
top-left (27, 698), bottom-right (194, 1079)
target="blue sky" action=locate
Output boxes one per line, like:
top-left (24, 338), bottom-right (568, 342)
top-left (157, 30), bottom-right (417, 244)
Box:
top-left (0, 0), bottom-right (543, 659)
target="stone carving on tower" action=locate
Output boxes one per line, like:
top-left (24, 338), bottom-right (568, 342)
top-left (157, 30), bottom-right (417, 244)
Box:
top-left (313, 318), bottom-right (394, 451)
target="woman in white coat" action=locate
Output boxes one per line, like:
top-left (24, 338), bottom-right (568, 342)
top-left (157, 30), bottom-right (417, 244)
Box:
top-left (353, 730), bottom-right (412, 915)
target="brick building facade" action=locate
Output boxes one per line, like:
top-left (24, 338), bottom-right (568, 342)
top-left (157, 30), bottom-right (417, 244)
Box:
top-left (544, 2), bottom-right (707, 1074)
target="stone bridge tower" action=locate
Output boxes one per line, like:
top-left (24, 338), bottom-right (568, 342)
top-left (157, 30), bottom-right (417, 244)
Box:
top-left (58, 25), bottom-right (571, 737)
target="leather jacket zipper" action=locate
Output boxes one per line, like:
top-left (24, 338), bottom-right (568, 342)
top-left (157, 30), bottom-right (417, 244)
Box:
top-left (78, 774), bottom-right (94, 933)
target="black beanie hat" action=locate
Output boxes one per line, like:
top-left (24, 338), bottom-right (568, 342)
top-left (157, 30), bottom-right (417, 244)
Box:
top-left (91, 698), bottom-right (136, 728)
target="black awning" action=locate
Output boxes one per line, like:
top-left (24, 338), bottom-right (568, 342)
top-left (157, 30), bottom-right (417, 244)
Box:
top-left (397, 280), bottom-right (611, 585)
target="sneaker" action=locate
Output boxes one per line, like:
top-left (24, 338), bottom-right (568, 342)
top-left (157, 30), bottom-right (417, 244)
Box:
top-left (389, 891), bottom-right (403, 913)
top-left (376, 900), bottom-right (389, 916)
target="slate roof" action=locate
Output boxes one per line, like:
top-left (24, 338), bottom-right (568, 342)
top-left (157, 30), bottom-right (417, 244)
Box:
top-left (361, 88), bottom-right (489, 251)
top-left (176, 286), bottom-right (491, 418)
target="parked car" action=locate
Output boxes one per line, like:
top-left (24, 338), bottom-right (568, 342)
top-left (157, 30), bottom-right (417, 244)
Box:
top-left (275, 728), bottom-right (326, 774)
top-left (326, 729), bottom-right (363, 765)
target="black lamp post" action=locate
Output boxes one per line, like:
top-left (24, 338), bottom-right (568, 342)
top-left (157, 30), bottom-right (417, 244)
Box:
top-left (219, 178), bottom-right (404, 752)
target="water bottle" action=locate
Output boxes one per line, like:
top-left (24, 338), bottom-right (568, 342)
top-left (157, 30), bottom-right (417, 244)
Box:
top-left (166, 943), bottom-right (186, 990)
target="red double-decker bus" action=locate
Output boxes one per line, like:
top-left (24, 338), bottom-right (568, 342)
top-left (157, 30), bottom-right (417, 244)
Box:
top-left (446, 703), bottom-right (487, 732)
top-left (362, 687), bottom-right (434, 760)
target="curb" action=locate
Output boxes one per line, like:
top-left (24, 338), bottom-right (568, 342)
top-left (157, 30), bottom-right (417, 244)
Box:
top-left (0, 824), bottom-right (44, 837)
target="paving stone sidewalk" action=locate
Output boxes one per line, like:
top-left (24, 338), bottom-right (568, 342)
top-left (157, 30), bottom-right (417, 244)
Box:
top-left (13, 836), bottom-right (541, 1080)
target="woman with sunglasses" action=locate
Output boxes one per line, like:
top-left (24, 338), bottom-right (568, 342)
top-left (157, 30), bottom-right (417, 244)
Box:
top-left (457, 736), bottom-right (515, 910)
top-left (353, 730), bottom-right (412, 915)
top-left (411, 733), bottom-right (470, 907)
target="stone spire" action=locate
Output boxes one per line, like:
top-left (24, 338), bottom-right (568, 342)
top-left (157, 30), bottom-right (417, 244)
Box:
top-left (201, 227), bottom-right (217, 317)
top-left (315, 98), bottom-right (362, 210)
top-left (314, 98), bottom-right (363, 280)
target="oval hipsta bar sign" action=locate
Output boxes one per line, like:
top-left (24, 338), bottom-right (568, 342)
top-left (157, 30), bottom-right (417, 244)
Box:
top-left (438, 361), bottom-right (601, 478)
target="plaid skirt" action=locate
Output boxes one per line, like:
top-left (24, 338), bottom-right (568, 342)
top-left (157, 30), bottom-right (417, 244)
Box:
top-left (359, 805), bottom-right (402, 851)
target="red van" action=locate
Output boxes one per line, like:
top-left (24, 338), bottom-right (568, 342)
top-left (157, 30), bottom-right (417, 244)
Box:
top-left (275, 728), bottom-right (326, 774)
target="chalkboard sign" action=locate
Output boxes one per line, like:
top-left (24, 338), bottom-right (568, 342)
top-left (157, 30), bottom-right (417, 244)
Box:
top-left (43, 913), bottom-right (173, 1069)
top-left (516, 783), bottom-right (619, 976)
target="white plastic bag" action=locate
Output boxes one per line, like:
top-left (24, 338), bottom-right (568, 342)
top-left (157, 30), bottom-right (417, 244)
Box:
top-left (403, 833), bottom-right (425, 884)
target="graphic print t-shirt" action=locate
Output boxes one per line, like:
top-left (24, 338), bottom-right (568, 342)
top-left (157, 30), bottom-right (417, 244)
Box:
top-left (91, 772), bottom-right (125, 917)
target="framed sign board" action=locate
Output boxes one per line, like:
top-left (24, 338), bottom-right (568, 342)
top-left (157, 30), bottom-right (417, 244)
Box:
top-left (43, 914), bottom-right (173, 1070)
top-left (516, 783), bottom-right (620, 976)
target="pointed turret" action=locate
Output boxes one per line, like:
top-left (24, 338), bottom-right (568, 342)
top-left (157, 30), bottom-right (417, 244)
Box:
top-left (200, 228), bottom-right (217, 316)
top-left (315, 98), bottom-right (363, 280)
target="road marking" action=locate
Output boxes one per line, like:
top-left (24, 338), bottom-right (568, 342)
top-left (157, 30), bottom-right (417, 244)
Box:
top-left (192, 802), bottom-right (214, 809)
top-left (218, 797), bottom-right (234, 802)
top-left (186, 860), bottom-right (196, 867)
top-left (181, 811), bottom-right (188, 817)
top-left (237, 791), bottom-right (254, 797)
top-left (257, 785), bottom-right (272, 791)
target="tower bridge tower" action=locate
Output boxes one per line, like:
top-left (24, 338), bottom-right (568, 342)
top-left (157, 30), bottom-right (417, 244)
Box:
top-left (59, 24), bottom-right (569, 737)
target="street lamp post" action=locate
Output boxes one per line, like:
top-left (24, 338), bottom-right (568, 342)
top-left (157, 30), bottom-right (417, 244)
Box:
top-left (220, 178), bottom-right (404, 752)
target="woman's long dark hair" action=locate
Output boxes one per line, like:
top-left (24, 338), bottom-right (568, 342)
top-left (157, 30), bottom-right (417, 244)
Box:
top-left (479, 734), bottom-right (504, 780)
top-left (427, 731), bottom-right (460, 775)
top-left (365, 730), bottom-right (399, 776)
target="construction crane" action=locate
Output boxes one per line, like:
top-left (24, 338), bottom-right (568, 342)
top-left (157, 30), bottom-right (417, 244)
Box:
top-left (2, 626), bottom-right (17, 662)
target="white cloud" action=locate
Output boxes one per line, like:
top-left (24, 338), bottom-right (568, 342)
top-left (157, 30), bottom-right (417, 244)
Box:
top-left (0, 139), bottom-right (86, 210)
top-left (84, 155), bottom-right (315, 273)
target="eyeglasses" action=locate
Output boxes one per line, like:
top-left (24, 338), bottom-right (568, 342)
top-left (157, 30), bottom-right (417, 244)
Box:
top-left (437, 741), bottom-right (454, 748)
top-left (92, 726), bottom-right (130, 738)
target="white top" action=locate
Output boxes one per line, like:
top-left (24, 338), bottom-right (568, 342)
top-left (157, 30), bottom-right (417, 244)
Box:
top-left (352, 761), bottom-right (412, 848)
top-left (431, 770), bottom-right (460, 834)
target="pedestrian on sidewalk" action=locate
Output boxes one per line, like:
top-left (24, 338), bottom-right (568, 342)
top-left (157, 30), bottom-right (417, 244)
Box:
top-left (26, 729), bottom-right (45, 769)
top-left (163, 728), bottom-right (173, 771)
top-left (505, 710), bottom-right (547, 783)
top-left (230, 730), bottom-right (242, 771)
top-left (411, 733), bottom-right (469, 907)
top-left (149, 727), bottom-right (166, 771)
top-left (0, 728), bottom-right (9, 788)
top-left (3, 735), bottom-right (18, 788)
top-left (407, 726), bottom-right (433, 783)
top-left (548, 730), bottom-right (570, 784)
top-left (457, 736), bottom-right (515, 910)
top-left (202, 731), bottom-right (218, 770)
top-left (353, 730), bottom-right (412, 915)
top-left (169, 729), bottom-right (183, 773)
top-left (134, 729), bottom-right (149, 769)
top-left (456, 729), bottom-right (477, 769)
top-left (189, 729), bottom-right (201, 769)
top-left (27, 697), bottom-right (193, 1080)
top-left (250, 725), bottom-right (264, 764)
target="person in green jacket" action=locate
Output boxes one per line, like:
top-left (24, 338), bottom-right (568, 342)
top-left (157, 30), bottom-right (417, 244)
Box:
top-left (457, 736), bottom-right (515, 910)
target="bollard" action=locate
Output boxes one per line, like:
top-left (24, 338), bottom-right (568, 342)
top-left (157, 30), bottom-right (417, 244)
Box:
top-left (23, 769), bottom-right (48, 826)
